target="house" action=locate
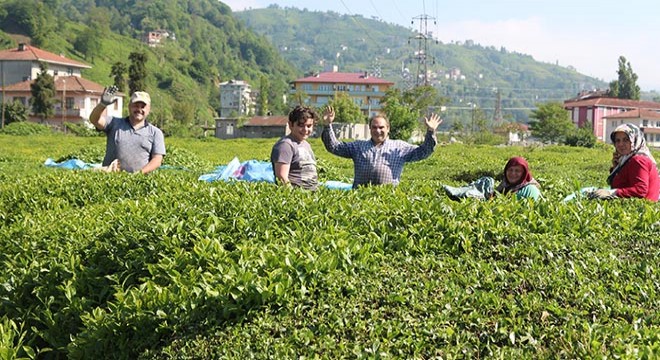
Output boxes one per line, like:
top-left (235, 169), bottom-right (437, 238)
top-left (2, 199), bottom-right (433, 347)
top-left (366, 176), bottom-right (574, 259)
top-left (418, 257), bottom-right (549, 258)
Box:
top-left (0, 43), bottom-right (90, 86)
top-left (2, 76), bottom-right (123, 126)
top-left (215, 115), bottom-right (288, 139)
top-left (143, 30), bottom-right (175, 47)
top-left (289, 69), bottom-right (394, 117)
top-left (0, 43), bottom-right (122, 127)
top-left (219, 80), bottom-right (253, 118)
top-left (603, 109), bottom-right (660, 147)
top-left (563, 95), bottom-right (660, 141)
top-left (493, 122), bottom-right (531, 145)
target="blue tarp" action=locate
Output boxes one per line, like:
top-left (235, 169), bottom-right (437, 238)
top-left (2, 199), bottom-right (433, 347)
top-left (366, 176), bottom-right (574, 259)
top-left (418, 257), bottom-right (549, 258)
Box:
top-left (199, 157), bottom-right (275, 183)
top-left (44, 158), bottom-right (182, 172)
top-left (199, 157), bottom-right (352, 190)
top-left (44, 158), bottom-right (101, 170)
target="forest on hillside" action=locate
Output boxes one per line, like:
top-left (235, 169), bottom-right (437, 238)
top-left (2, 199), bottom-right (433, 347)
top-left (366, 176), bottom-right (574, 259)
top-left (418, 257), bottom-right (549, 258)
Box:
top-left (0, 0), bottom-right (650, 131)
top-left (0, 0), bottom-right (298, 135)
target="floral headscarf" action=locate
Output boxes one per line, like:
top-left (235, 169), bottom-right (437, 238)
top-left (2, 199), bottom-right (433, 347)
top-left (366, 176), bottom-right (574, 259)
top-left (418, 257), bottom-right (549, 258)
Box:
top-left (608, 123), bottom-right (657, 185)
top-left (496, 156), bottom-right (539, 194)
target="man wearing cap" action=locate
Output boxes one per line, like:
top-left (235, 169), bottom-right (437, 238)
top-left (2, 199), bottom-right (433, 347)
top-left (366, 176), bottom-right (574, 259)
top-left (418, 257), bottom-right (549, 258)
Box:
top-left (89, 86), bottom-right (166, 174)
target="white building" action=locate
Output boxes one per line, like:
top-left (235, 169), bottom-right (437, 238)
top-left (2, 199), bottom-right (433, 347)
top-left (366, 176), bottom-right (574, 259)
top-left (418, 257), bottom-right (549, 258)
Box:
top-left (604, 109), bottom-right (660, 148)
top-left (0, 43), bottom-right (123, 127)
top-left (219, 80), bottom-right (252, 118)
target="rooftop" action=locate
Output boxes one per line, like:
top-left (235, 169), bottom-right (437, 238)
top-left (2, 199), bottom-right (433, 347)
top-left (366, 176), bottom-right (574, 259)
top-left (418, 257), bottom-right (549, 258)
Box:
top-left (0, 44), bottom-right (91, 69)
top-left (293, 71), bottom-right (394, 85)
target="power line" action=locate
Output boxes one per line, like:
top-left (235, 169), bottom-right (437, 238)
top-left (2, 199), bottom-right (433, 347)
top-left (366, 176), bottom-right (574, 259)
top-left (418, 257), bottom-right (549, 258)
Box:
top-left (390, 0), bottom-right (409, 28)
top-left (368, 0), bottom-right (384, 21)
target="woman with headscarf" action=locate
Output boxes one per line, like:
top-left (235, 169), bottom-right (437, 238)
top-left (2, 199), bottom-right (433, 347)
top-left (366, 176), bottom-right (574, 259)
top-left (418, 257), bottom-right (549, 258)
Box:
top-left (443, 156), bottom-right (541, 200)
top-left (589, 123), bottom-right (659, 201)
top-left (495, 156), bottom-right (541, 200)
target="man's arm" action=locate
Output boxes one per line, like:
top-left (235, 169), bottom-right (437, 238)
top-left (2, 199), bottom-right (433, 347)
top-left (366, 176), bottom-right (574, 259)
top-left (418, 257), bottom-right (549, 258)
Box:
top-left (612, 156), bottom-right (651, 199)
top-left (403, 113), bottom-right (441, 162)
top-left (89, 104), bottom-right (108, 130)
top-left (273, 162), bottom-right (291, 185)
top-left (321, 124), bottom-right (355, 158)
top-left (139, 129), bottom-right (166, 174)
top-left (140, 154), bottom-right (163, 174)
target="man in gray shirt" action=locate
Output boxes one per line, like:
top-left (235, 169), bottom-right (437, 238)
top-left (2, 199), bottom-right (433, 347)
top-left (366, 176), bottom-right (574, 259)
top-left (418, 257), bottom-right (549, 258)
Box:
top-left (89, 87), bottom-right (166, 174)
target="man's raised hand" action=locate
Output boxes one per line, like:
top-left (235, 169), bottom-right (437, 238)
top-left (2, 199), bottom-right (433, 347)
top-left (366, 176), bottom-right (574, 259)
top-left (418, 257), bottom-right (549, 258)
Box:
top-left (322, 105), bottom-right (335, 125)
top-left (424, 113), bottom-right (442, 131)
top-left (100, 85), bottom-right (119, 106)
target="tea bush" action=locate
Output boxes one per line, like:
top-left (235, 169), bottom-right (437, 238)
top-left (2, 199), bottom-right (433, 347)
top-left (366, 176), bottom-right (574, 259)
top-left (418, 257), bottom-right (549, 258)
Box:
top-left (0, 135), bottom-right (658, 359)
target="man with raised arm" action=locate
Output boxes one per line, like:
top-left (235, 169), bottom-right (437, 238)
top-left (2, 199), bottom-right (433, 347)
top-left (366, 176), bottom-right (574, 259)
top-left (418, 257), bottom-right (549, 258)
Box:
top-left (321, 106), bottom-right (441, 188)
top-left (89, 86), bottom-right (165, 174)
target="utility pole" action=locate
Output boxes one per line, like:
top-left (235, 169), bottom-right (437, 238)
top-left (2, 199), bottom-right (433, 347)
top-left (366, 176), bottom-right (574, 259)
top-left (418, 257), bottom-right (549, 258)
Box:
top-left (409, 14), bottom-right (437, 87)
top-left (1, 60), bottom-right (4, 128)
top-left (493, 88), bottom-right (503, 126)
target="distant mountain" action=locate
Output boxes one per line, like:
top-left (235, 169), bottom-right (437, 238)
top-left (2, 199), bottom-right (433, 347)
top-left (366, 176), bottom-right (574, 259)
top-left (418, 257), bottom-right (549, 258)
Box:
top-left (235, 5), bottom-right (608, 122)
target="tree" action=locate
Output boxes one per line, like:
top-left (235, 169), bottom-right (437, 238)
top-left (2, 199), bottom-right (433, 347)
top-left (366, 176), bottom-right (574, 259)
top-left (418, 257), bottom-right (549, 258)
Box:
top-left (327, 92), bottom-right (363, 124)
top-left (382, 90), bottom-right (419, 141)
top-left (564, 121), bottom-right (597, 148)
top-left (257, 75), bottom-right (270, 116)
top-left (30, 63), bottom-right (57, 123)
top-left (110, 62), bottom-right (127, 93)
top-left (2, 101), bottom-right (29, 125)
top-left (291, 88), bottom-right (309, 107)
top-left (529, 102), bottom-right (574, 144)
top-left (382, 86), bottom-right (447, 139)
top-left (128, 51), bottom-right (148, 94)
top-left (609, 56), bottom-right (640, 100)
top-left (73, 25), bottom-right (102, 61)
top-left (401, 85), bottom-right (443, 114)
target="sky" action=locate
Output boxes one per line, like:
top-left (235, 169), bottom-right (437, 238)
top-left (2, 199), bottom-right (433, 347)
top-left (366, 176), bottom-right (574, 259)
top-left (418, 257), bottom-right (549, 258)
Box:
top-left (222, 0), bottom-right (660, 92)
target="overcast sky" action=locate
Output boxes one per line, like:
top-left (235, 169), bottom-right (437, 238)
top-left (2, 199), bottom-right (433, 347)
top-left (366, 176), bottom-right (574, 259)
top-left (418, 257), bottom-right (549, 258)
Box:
top-left (222, 0), bottom-right (660, 92)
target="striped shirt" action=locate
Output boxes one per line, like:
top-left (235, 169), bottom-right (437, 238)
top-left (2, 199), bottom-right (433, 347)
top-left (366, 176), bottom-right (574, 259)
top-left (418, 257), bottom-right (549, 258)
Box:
top-left (322, 124), bottom-right (436, 188)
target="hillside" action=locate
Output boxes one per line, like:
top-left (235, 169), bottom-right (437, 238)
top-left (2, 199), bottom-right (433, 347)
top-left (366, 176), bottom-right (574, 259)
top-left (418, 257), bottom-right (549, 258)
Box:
top-left (236, 5), bottom-right (609, 123)
top-left (0, 0), bottom-right (298, 136)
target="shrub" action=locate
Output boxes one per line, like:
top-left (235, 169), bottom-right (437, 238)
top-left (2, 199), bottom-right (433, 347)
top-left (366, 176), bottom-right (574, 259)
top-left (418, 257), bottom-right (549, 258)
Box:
top-left (0, 122), bottom-right (52, 135)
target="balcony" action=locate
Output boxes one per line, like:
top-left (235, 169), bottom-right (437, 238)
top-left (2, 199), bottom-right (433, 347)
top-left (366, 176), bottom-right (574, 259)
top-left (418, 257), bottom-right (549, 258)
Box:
top-left (53, 108), bottom-right (84, 117)
top-left (289, 89), bottom-right (387, 97)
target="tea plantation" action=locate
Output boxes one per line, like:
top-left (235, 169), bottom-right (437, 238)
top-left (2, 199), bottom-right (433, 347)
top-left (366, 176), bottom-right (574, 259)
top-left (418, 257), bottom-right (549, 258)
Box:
top-left (0, 134), bottom-right (658, 359)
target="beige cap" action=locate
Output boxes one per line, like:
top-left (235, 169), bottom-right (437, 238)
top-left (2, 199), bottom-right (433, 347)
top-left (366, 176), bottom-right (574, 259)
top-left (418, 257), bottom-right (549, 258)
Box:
top-left (130, 91), bottom-right (151, 105)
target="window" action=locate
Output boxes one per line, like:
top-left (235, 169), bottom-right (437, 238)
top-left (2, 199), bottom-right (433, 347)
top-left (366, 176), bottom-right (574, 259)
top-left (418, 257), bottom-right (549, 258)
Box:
top-left (226, 123), bottom-right (234, 135)
top-left (656, 121), bottom-right (660, 127)
top-left (318, 84), bottom-right (332, 91)
top-left (65, 97), bottom-right (74, 110)
top-left (13, 97), bottom-right (26, 106)
top-left (611, 121), bottom-right (616, 127)
top-left (642, 120), bottom-right (649, 127)
top-left (301, 84), bottom-right (312, 91)
top-left (67, 68), bottom-right (73, 75)
top-left (372, 86), bottom-right (379, 92)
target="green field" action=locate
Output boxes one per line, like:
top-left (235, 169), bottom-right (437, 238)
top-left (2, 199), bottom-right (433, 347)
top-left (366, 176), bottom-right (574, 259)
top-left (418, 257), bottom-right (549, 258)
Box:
top-left (0, 134), bottom-right (658, 359)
